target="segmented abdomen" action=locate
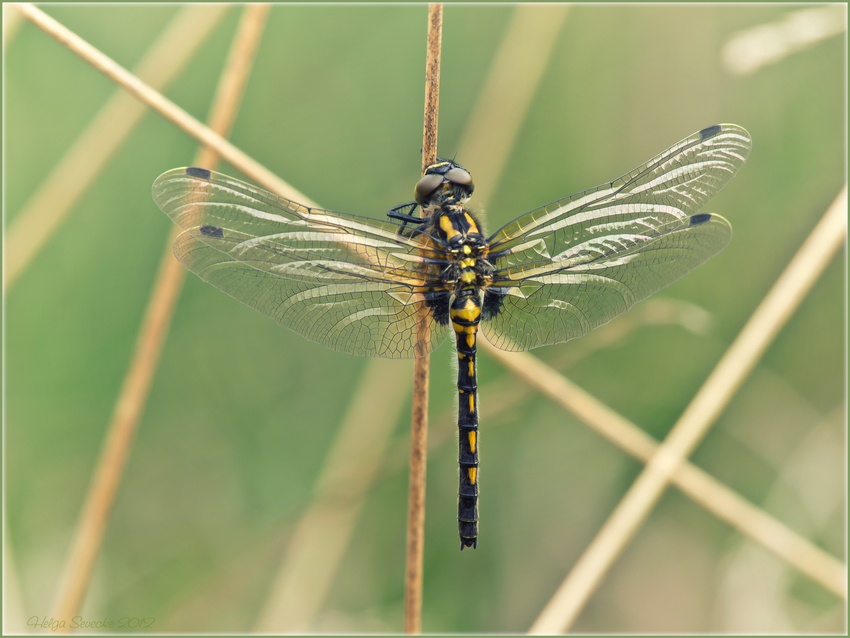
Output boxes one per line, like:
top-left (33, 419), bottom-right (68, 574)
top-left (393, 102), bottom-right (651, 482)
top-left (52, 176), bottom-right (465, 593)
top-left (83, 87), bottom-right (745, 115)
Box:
top-left (451, 287), bottom-right (480, 549)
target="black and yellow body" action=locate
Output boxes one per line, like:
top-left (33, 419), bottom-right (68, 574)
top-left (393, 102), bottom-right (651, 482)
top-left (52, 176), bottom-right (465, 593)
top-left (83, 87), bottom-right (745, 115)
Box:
top-left (452, 286), bottom-right (481, 549)
top-left (153, 124), bottom-right (751, 552)
top-left (412, 160), bottom-right (486, 549)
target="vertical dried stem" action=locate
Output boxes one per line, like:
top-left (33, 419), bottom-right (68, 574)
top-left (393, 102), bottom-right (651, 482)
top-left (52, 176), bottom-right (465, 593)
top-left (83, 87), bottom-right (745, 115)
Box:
top-left (420, 5), bottom-right (442, 170)
top-left (404, 4), bottom-right (442, 635)
top-left (50, 5), bottom-right (271, 627)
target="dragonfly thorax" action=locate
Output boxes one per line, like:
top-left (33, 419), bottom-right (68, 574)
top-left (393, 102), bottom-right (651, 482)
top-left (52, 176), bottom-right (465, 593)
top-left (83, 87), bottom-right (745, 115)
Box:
top-left (433, 209), bottom-right (483, 246)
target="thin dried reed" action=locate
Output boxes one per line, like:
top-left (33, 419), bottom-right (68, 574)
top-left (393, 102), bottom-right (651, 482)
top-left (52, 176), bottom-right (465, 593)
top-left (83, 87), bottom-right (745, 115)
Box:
top-left (456, 4), bottom-right (569, 203)
top-left (49, 5), bottom-right (271, 627)
top-left (485, 338), bottom-right (847, 601)
top-left (255, 359), bottom-right (412, 632)
top-left (3, 4), bottom-right (25, 50)
top-left (13, 3), bottom-right (312, 207)
top-left (529, 186), bottom-right (847, 634)
top-left (405, 6), bottom-right (443, 634)
top-left (5, 4), bottom-right (229, 294)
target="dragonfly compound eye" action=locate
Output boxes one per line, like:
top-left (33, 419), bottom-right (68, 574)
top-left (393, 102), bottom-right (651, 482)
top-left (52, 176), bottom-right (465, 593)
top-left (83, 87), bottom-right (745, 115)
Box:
top-left (445, 167), bottom-right (473, 189)
top-left (414, 172), bottom-right (445, 205)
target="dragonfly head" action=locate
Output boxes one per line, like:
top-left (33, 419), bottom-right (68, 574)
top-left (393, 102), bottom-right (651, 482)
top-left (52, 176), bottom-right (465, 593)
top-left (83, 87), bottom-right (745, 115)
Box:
top-left (414, 159), bottom-right (474, 208)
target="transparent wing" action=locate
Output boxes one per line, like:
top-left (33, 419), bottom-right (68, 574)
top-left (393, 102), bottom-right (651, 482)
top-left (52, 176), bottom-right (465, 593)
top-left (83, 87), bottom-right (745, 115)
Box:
top-left (481, 124), bottom-right (750, 352)
top-left (152, 167), bottom-right (450, 359)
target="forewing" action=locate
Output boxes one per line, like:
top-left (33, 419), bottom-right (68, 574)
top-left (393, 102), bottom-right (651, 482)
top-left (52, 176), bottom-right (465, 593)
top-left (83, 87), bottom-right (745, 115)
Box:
top-left (482, 213), bottom-right (731, 351)
top-left (152, 168), bottom-right (449, 358)
top-left (481, 124), bottom-right (750, 351)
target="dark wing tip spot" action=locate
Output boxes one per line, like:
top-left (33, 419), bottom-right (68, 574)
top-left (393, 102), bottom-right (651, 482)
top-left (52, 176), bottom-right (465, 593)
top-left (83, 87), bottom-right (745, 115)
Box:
top-left (200, 225), bottom-right (224, 237)
top-left (186, 166), bottom-right (212, 179)
top-left (690, 213), bottom-right (712, 226)
top-left (699, 125), bottom-right (722, 140)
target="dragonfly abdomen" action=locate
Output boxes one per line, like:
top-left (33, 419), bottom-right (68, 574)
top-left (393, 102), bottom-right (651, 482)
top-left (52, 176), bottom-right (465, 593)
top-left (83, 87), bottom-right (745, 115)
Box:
top-left (451, 287), bottom-right (480, 549)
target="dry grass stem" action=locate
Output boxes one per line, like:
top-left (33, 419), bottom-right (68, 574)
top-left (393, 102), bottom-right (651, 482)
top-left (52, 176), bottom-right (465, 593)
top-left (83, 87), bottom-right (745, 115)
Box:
top-left (3, 521), bottom-right (27, 633)
top-left (3, 3), bottom-right (25, 50)
top-left (722, 4), bottom-right (846, 76)
top-left (457, 4), bottom-right (569, 203)
top-left (405, 5), bottom-right (442, 635)
top-left (50, 6), bottom-right (270, 626)
top-left (201, 4), bottom-right (272, 158)
top-left (529, 185), bottom-right (848, 634)
top-left (4, 4), bottom-right (229, 294)
top-left (255, 359), bottom-right (413, 632)
top-left (14, 3), bottom-right (315, 208)
top-left (419, 4), bottom-right (442, 171)
top-left (484, 343), bottom-right (846, 598)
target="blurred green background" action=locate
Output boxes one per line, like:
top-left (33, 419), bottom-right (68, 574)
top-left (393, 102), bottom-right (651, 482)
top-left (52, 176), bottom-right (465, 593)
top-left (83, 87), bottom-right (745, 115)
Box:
top-left (4, 4), bottom-right (845, 633)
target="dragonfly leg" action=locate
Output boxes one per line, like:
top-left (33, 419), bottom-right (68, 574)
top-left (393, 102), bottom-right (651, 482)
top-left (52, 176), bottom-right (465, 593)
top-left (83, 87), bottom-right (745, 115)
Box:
top-left (387, 201), bottom-right (426, 237)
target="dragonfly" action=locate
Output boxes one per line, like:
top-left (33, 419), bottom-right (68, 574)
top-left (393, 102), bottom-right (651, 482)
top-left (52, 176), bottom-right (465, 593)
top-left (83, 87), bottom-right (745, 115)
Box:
top-left (152, 123), bottom-right (751, 550)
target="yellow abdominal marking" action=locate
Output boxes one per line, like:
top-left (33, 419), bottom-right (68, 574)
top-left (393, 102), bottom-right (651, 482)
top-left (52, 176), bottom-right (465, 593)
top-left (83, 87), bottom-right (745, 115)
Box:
top-left (439, 215), bottom-right (461, 241)
top-left (466, 333), bottom-right (475, 348)
top-left (469, 394), bottom-right (475, 414)
top-left (468, 431), bottom-right (476, 453)
top-left (451, 299), bottom-right (480, 325)
top-left (468, 360), bottom-right (474, 376)
top-left (457, 353), bottom-right (465, 360)
top-left (468, 467), bottom-right (477, 484)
